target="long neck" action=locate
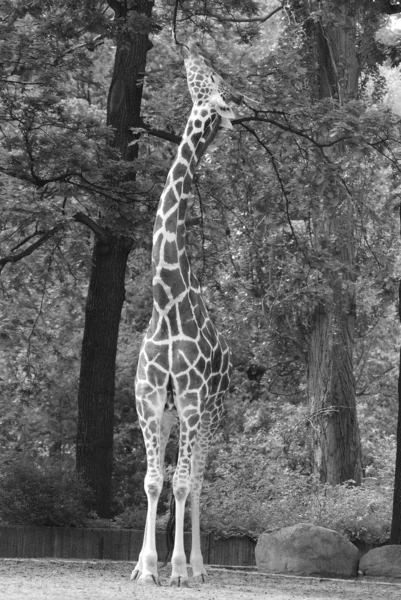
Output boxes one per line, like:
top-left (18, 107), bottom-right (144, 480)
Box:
top-left (151, 106), bottom-right (220, 307)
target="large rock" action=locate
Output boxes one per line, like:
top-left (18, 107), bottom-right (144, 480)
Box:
top-left (359, 546), bottom-right (401, 578)
top-left (255, 523), bottom-right (359, 579)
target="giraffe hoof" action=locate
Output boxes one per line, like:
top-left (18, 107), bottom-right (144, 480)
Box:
top-left (135, 574), bottom-right (160, 586)
top-left (170, 576), bottom-right (189, 587)
top-left (193, 573), bottom-right (208, 585)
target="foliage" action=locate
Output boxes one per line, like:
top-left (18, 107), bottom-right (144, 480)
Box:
top-left (0, 233), bottom-right (87, 459)
top-left (0, 0), bottom-right (401, 537)
top-left (0, 455), bottom-right (92, 527)
top-left (201, 423), bottom-right (394, 545)
top-left (113, 507), bottom-right (147, 530)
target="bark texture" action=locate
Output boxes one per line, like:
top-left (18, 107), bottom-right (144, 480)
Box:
top-left (75, 0), bottom-right (153, 516)
top-left (76, 233), bottom-right (133, 517)
top-left (107, 1), bottom-right (153, 160)
top-left (390, 269), bottom-right (401, 542)
top-left (301, 1), bottom-right (362, 484)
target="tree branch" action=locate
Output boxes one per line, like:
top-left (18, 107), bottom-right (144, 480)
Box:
top-left (72, 211), bottom-right (109, 243)
top-left (234, 114), bottom-right (344, 151)
top-left (215, 3), bottom-right (284, 23)
top-left (188, 3), bottom-right (284, 24)
top-left (0, 162), bottom-right (80, 188)
top-left (0, 223), bottom-right (64, 273)
top-left (136, 121), bottom-right (181, 145)
top-left (241, 123), bottom-right (299, 242)
top-left (11, 230), bottom-right (44, 252)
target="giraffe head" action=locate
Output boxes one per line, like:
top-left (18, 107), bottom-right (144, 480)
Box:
top-left (184, 43), bottom-right (242, 129)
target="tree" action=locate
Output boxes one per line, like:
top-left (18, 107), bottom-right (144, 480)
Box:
top-left (75, 228), bottom-right (133, 517)
top-left (75, 0), bottom-right (155, 518)
top-left (287, 0), bottom-right (373, 484)
top-left (377, 0), bottom-right (401, 547)
top-left (0, 0), bottom-right (148, 515)
top-left (197, 0), bottom-right (399, 490)
top-left (0, 0), bottom-right (266, 517)
top-left (0, 2), bottom-right (106, 466)
top-left (2, 0), bottom-right (401, 536)
top-left (390, 276), bottom-right (401, 543)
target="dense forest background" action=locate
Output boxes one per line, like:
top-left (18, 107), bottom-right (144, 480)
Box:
top-left (1, 0), bottom-right (401, 546)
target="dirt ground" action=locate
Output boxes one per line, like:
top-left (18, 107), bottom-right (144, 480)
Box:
top-left (1, 559), bottom-right (401, 600)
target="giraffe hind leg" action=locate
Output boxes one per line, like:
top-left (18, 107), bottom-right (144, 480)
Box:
top-left (169, 398), bottom-right (202, 587)
top-left (189, 427), bottom-right (211, 583)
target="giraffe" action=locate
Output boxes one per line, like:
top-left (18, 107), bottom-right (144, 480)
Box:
top-left (131, 44), bottom-right (240, 587)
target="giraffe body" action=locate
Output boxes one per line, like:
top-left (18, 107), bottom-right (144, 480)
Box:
top-left (132, 45), bottom-right (237, 587)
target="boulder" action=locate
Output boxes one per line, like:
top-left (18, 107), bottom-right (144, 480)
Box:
top-left (359, 546), bottom-right (401, 578)
top-left (255, 523), bottom-right (359, 579)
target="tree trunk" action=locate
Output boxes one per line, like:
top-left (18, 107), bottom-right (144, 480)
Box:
top-left (76, 233), bottom-right (133, 517)
top-left (75, 0), bottom-right (153, 516)
top-left (390, 343), bottom-right (401, 543)
top-left (107, 1), bottom-right (152, 159)
top-left (301, 1), bottom-right (362, 484)
top-left (390, 223), bottom-right (401, 541)
top-left (308, 290), bottom-right (361, 484)
top-left (307, 186), bottom-right (362, 484)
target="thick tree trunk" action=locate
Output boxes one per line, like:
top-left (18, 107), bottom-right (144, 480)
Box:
top-left (107, 1), bottom-right (153, 158)
top-left (308, 191), bottom-right (362, 484)
top-left (308, 293), bottom-right (361, 484)
top-left (76, 233), bottom-right (133, 517)
top-left (390, 224), bottom-right (401, 541)
top-left (390, 343), bottom-right (401, 543)
top-left (302, 1), bottom-right (362, 484)
top-left (75, 0), bottom-right (153, 516)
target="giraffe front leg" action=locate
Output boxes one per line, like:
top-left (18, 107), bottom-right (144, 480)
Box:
top-left (190, 436), bottom-right (209, 583)
top-left (132, 387), bottom-right (170, 586)
top-left (131, 472), bottom-right (163, 585)
top-left (130, 520), bottom-right (147, 581)
top-left (132, 408), bottom-right (176, 583)
top-left (169, 480), bottom-right (190, 587)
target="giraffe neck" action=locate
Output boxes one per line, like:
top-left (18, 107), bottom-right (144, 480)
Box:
top-left (151, 105), bottom-right (220, 310)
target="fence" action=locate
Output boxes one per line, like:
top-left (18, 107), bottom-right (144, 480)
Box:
top-left (0, 526), bottom-right (256, 566)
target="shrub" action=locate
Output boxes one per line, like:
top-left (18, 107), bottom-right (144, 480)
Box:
top-left (0, 456), bottom-right (92, 527)
top-left (309, 479), bottom-right (392, 544)
top-left (201, 472), bottom-right (392, 544)
top-left (200, 427), bottom-right (393, 544)
top-left (113, 507), bottom-right (147, 529)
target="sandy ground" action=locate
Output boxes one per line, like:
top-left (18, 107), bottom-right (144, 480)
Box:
top-left (1, 559), bottom-right (401, 600)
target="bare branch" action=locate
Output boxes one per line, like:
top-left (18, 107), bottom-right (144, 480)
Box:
top-left (0, 223), bottom-right (64, 274)
top-left (137, 121), bottom-right (181, 145)
top-left (73, 211), bottom-right (109, 243)
top-left (234, 114), bottom-right (343, 151)
top-left (11, 230), bottom-right (45, 252)
top-left (214, 3), bottom-right (284, 23)
top-left (187, 3), bottom-right (284, 24)
top-left (241, 123), bottom-right (301, 248)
